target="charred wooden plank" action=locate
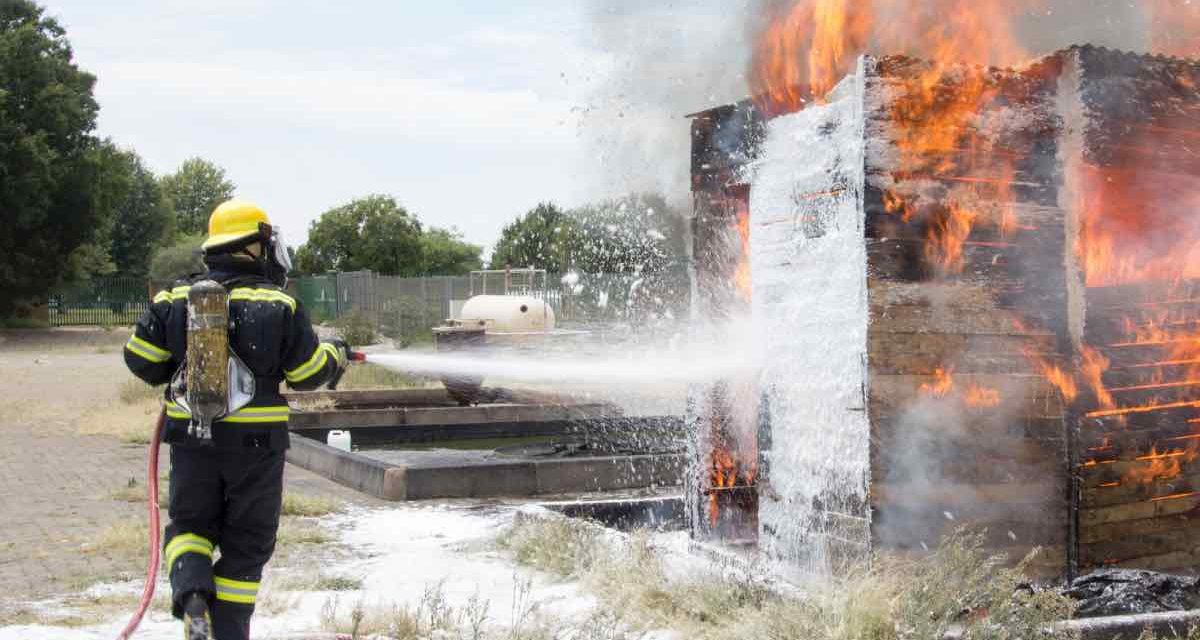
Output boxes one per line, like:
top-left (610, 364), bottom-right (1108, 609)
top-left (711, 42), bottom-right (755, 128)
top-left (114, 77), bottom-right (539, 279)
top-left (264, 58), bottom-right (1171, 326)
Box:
top-left (1079, 430), bottom-right (1200, 462)
top-left (873, 507), bottom-right (1066, 556)
top-left (1085, 318), bottom-right (1200, 348)
top-left (872, 482), bottom-right (1062, 507)
top-left (1081, 471), bottom-right (1200, 506)
top-left (1105, 550), bottom-right (1200, 572)
top-left (1102, 362), bottom-right (1200, 389)
top-left (871, 406), bottom-right (1067, 444)
top-left (868, 238), bottom-right (1014, 284)
top-left (868, 281), bottom-right (1063, 338)
top-left (1078, 510), bottom-right (1200, 545)
top-left (872, 512), bottom-right (1066, 551)
top-left (1092, 342), bottom-right (1200, 369)
top-left (1078, 518), bottom-right (1200, 567)
top-left (870, 445), bottom-right (1064, 485)
top-left (1078, 428), bottom-right (1200, 461)
top-left (869, 332), bottom-right (1057, 375)
top-left (867, 240), bottom-right (1067, 324)
top-left (1084, 280), bottom-right (1200, 310)
top-left (1106, 380), bottom-right (1200, 407)
top-left (1077, 405), bottom-right (1200, 439)
top-left (1079, 490), bottom-right (1200, 526)
top-left (871, 373), bottom-right (1067, 412)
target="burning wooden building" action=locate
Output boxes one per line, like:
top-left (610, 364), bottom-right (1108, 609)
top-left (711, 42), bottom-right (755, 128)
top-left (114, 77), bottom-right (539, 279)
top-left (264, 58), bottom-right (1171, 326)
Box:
top-left (688, 45), bottom-right (1200, 577)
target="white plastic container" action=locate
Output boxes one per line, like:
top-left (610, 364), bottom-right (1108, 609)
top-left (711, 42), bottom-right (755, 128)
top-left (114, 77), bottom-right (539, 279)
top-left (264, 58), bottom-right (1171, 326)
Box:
top-left (326, 430), bottom-right (351, 452)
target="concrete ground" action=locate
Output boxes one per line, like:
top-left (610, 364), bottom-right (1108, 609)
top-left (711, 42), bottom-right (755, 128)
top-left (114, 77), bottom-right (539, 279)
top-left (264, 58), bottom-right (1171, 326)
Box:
top-left (0, 328), bottom-right (378, 620)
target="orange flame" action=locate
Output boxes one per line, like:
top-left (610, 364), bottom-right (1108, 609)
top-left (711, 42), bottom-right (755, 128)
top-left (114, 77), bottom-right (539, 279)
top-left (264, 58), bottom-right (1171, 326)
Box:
top-left (750, 0), bottom-right (871, 112)
top-left (1126, 445), bottom-right (1199, 485)
top-left (1080, 346), bottom-right (1115, 410)
top-left (920, 367), bottom-right (955, 396)
top-left (1076, 165), bottom-right (1200, 288)
top-left (919, 367), bottom-right (1001, 407)
top-left (1150, 0), bottom-right (1200, 58)
top-left (734, 207), bottom-right (752, 300)
top-left (964, 385), bottom-right (1001, 409)
top-left (1024, 349), bottom-right (1079, 403)
top-left (749, 0), bottom-right (1036, 111)
top-left (749, 1), bottom-right (1040, 278)
top-left (924, 203), bottom-right (979, 275)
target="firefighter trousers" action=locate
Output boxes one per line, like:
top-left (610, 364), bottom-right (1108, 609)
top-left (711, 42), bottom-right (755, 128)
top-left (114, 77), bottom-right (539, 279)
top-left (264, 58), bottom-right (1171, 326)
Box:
top-left (163, 444), bottom-right (285, 640)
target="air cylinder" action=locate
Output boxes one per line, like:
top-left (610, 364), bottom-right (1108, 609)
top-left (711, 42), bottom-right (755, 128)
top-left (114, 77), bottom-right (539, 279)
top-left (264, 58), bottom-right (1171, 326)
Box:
top-left (186, 280), bottom-right (230, 439)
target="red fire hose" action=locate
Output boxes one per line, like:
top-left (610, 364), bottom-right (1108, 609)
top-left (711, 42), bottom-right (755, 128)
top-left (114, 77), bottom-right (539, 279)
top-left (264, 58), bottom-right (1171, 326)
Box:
top-left (116, 407), bottom-right (165, 640)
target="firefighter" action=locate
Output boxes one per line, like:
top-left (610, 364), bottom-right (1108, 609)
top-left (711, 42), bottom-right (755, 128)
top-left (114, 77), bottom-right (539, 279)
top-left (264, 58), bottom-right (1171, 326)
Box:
top-left (123, 200), bottom-right (349, 640)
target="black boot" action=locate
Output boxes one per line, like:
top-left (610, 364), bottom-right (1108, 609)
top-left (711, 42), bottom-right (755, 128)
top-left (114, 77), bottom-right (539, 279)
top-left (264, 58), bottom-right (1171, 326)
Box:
top-left (182, 592), bottom-right (212, 640)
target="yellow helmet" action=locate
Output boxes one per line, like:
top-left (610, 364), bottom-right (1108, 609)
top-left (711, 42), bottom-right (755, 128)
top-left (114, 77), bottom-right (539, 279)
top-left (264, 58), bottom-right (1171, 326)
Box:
top-left (202, 200), bottom-right (270, 251)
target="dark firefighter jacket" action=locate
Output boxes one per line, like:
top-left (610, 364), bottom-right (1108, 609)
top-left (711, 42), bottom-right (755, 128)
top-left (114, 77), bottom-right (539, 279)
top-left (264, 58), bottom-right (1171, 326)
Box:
top-left (123, 264), bottom-right (341, 450)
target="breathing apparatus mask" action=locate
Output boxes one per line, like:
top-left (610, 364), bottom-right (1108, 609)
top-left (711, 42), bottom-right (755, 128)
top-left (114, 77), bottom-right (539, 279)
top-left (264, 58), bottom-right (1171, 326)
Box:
top-left (261, 223), bottom-right (292, 288)
top-left (202, 222), bottom-right (290, 286)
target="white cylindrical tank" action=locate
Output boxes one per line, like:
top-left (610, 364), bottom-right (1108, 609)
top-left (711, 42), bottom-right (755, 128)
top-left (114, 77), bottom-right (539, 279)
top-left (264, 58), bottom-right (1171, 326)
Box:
top-left (458, 295), bottom-right (556, 332)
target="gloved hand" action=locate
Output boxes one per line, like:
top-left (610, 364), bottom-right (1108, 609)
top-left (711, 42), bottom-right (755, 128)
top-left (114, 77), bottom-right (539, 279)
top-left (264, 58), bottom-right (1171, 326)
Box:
top-left (325, 338), bottom-right (353, 390)
top-left (328, 338), bottom-right (352, 369)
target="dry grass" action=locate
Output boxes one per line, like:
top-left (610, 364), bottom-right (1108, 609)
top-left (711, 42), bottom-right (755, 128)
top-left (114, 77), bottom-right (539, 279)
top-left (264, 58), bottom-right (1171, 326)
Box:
top-left (118, 378), bottom-right (159, 405)
top-left (338, 363), bottom-right (432, 390)
top-left (497, 517), bottom-right (1080, 640)
top-left (79, 381), bottom-right (161, 444)
top-left (318, 578), bottom-right (554, 640)
top-left (0, 590), bottom-right (172, 628)
top-left (281, 493), bottom-right (342, 517)
top-left (0, 328), bottom-right (128, 352)
top-left (0, 605), bottom-right (88, 628)
top-left (254, 586), bottom-right (304, 616)
top-left (83, 518), bottom-right (151, 563)
top-left (0, 606), bottom-right (47, 627)
top-left (276, 517), bottom-right (336, 546)
top-left (108, 475), bottom-right (169, 507)
top-left (495, 514), bottom-right (604, 578)
top-left (273, 570), bottom-right (364, 593)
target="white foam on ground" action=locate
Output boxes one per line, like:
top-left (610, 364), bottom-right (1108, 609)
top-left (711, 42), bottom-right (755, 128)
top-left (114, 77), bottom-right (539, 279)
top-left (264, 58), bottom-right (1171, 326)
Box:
top-left (0, 505), bottom-right (595, 639)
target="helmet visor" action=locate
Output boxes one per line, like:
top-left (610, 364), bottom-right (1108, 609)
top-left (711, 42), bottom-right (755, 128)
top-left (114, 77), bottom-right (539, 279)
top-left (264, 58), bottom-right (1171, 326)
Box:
top-left (271, 230), bottom-right (292, 272)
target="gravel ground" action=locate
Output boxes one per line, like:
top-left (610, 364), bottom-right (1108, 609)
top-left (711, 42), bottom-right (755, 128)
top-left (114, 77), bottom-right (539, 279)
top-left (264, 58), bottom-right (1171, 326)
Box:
top-left (0, 328), bottom-right (378, 622)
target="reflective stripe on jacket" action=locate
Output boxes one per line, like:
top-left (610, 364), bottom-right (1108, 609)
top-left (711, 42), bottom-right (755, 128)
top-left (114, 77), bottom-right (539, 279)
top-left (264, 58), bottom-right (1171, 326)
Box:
top-left (124, 268), bottom-right (340, 450)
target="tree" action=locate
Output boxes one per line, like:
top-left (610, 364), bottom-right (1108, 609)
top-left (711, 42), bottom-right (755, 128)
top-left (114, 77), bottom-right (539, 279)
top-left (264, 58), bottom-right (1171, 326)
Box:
top-left (0, 0), bottom-right (106, 314)
top-left (160, 157), bottom-right (235, 236)
top-left (420, 227), bottom-right (483, 275)
top-left (489, 203), bottom-right (576, 271)
top-left (295, 195), bottom-right (424, 275)
top-left (106, 147), bottom-right (172, 277)
top-left (149, 233), bottom-right (205, 282)
top-left (489, 196), bottom-right (687, 274)
top-left (570, 193), bottom-right (687, 274)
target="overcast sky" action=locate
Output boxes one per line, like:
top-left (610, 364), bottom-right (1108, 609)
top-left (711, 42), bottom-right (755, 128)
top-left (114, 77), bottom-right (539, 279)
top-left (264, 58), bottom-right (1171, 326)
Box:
top-left (49, 0), bottom-right (1151, 256)
top-left (46, 1), bottom-right (753, 256)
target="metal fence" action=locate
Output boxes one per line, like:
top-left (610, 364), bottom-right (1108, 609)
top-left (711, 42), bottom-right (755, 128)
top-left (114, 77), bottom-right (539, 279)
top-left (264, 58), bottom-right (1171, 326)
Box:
top-left (291, 269), bottom-right (691, 334)
top-left (48, 277), bottom-right (152, 327)
top-left (43, 268), bottom-right (693, 332)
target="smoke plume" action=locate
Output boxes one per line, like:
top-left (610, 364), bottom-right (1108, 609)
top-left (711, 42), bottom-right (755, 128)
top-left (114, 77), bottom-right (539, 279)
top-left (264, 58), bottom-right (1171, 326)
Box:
top-left (577, 0), bottom-right (1178, 212)
top-left (577, 1), bottom-right (756, 207)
